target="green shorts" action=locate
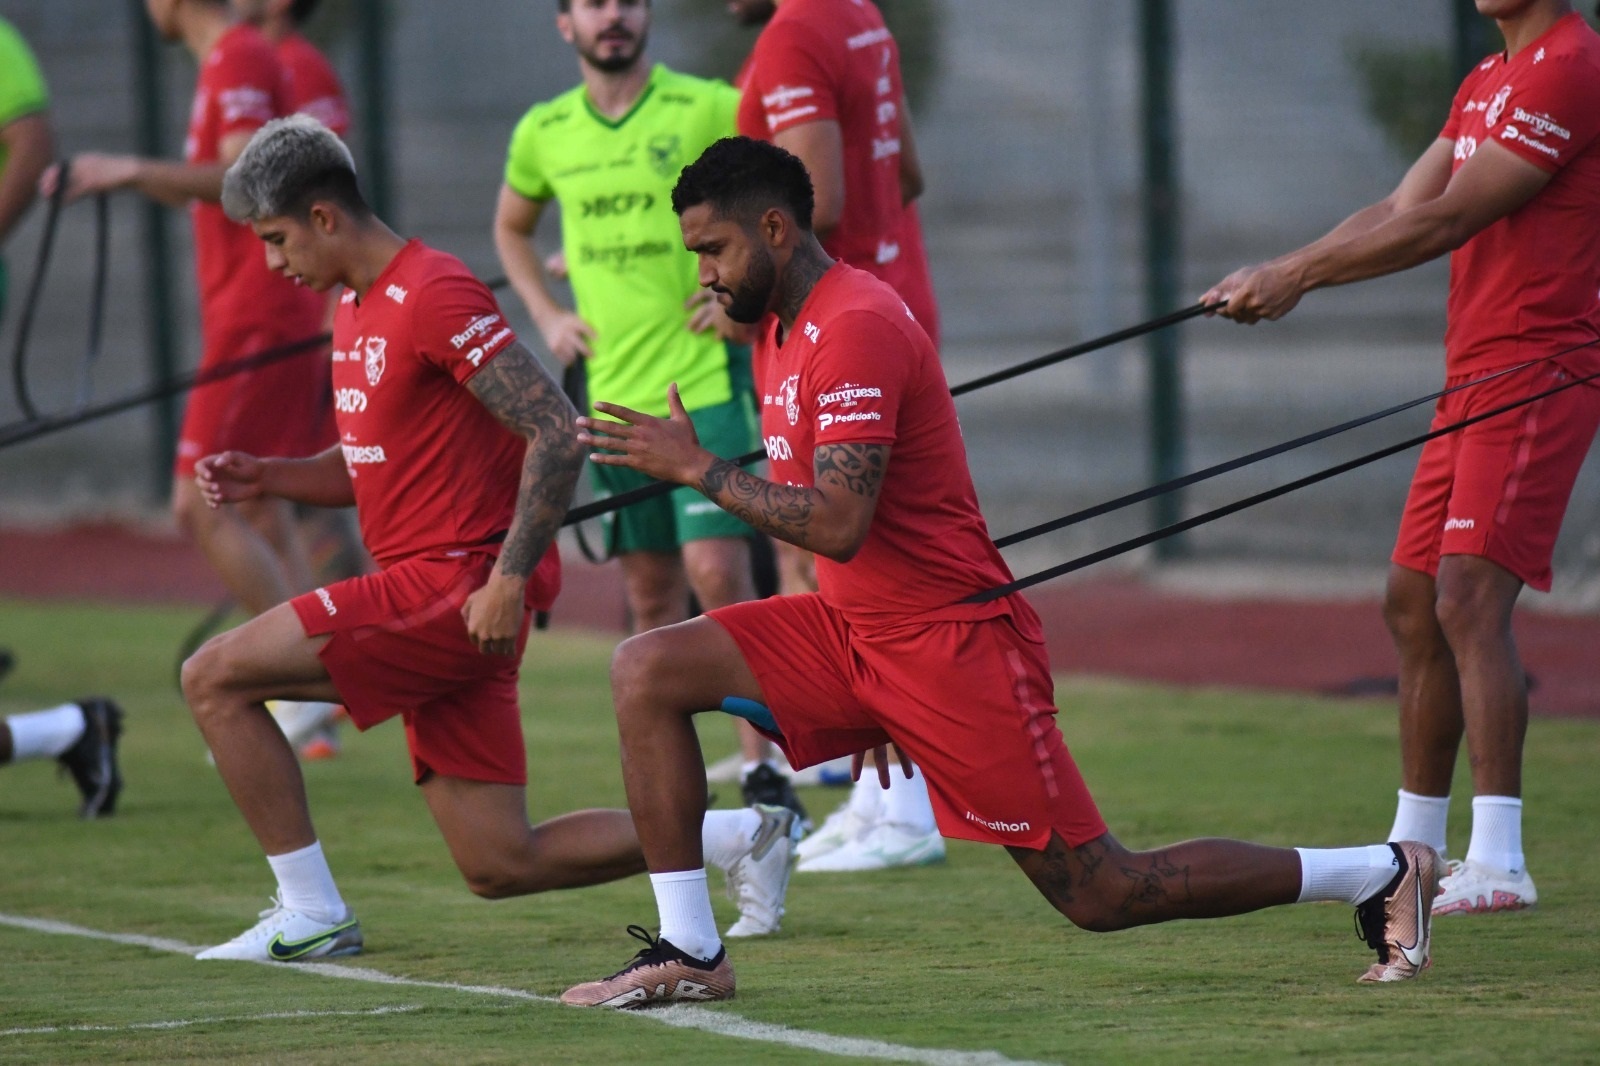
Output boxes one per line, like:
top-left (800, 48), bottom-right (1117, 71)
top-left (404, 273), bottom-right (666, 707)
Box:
top-left (590, 394), bottom-right (758, 554)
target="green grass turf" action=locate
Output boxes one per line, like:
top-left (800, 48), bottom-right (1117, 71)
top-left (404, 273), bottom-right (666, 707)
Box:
top-left (1, 597), bottom-right (1597, 1064)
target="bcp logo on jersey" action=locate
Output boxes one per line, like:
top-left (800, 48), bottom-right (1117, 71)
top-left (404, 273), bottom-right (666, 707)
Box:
top-left (334, 388), bottom-right (368, 414)
top-left (364, 337), bottom-right (387, 386)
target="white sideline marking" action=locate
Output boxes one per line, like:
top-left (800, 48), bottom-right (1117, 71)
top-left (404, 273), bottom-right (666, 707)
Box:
top-left (0, 912), bottom-right (1053, 1065)
top-left (1, 1005), bottom-right (422, 1037)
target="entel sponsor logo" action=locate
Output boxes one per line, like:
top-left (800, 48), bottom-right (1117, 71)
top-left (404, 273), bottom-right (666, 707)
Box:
top-left (315, 587), bottom-right (337, 616)
top-left (334, 387), bottom-right (367, 414)
top-left (1444, 517), bottom-right (1475, 532)
top-left (219, 85), bottom-right (272, 125)
top-left (1501, 124), bottom-right (1559, 159)
top-left (767, 105), bottom-right (819, 129)
top-left (450, 314), bottom-right (502, 351)
top-left (965, 811), bottom-right (1030, 834)
top-left (847, 26), bottom-right (891, 50)
top-left (817, 384), bottom-right (882, 407)
top-left (340, 289), bottom-right (357, 304)
top-left (385, 284), bottom-right (407, 304)
top-left (818, 410), bottom-right (882, 431)
top-left (1511, 106), bottom-right (1570, 140)
top-left (803, 321), bottom-right (821, 343)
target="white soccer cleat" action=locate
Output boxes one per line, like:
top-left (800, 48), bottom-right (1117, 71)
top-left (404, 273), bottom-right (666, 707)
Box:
top-left (723, 804), bottom-right (803, 937)
top-left (195, 897), bottom-right (363, 961)
top-left (793, 802), bottom-right (872, 865)
top-left (796, 821), bottom-right (945, 873)
top-left (1433, 859), bottom-right (1537, 915)
top-left (267, 701), bottom-right (342, 750)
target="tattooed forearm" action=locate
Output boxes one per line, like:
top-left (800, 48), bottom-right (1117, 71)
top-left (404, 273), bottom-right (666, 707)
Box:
top-left (696, 442), bottom-right (888, 558)
top-left (698, 457), bottom-right (817, 550)
top-left (467, 342), bottom-right (583, 578)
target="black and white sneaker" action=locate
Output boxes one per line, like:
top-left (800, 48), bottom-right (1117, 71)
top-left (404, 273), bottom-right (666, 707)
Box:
top-left (57, 697), bottom-right (123, 818)
top-left (740, 763), bottom-right (810, 833)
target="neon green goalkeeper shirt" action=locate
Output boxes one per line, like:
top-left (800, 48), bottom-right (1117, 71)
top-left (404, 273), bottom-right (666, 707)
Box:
top-left (505, 64), bottom-right (740, 417)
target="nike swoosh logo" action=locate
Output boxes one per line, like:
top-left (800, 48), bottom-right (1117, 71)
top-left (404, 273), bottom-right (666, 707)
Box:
top-left (267, 921), bottom-right (355, 960)
top-left (1396, 873), bottom-right (1428, 969)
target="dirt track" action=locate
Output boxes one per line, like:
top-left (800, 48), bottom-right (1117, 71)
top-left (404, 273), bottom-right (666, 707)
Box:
top-left (0, 523), bottom-right (1593, 718)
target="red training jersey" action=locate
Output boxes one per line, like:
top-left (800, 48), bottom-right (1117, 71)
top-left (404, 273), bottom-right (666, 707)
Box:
top-left (330, 240), bottom-right (557, 585)
top-left (736, 0), bottom-right (939, 345)
top-left (277, 31), bottom-right (350, 138)
top-left (1441, 12), bottom-right (1600, 376)
top-left (185, 24), bottom-right (321, 339)
top-left (754, 262), bottom-right (1016, 626)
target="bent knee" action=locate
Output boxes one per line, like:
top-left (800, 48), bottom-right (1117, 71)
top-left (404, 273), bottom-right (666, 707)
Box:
top-left (459, 862), bottom-right (529, 900)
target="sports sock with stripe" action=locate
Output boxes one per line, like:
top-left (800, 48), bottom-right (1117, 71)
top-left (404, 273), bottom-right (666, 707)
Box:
top-left (1295, 844), bottom-right (1401, 904)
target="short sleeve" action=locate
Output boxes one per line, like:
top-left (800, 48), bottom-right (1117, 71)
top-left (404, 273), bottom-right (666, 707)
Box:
top-left (746, 21), bottom-right (839, 136)
top-left (1493, 53), bottom-right (1600, 171)
top-left (807, 311), bottom-right (914, 445)
top-left (413, 274), bottom-right (520, 385)
top-left (212, 41), bottom-right (283, 140)
top-left (504, 107), bottom-right (553, 201)
top-left (0, 20), bottom-right (49, 126)
top-left (1440, 63), bottom-right (1484, 141)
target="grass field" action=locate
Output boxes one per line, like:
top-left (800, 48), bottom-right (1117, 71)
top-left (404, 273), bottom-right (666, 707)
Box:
top-left (1, 598), bottom-right (1597, 1065)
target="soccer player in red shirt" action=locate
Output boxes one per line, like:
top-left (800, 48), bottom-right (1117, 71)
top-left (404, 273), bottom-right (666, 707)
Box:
top-left (43, 1), bottom-right (332, 635)
top-left (729, 0), bottom-right (944, 863)
top-left (1203, 0), bottom-right (1600, 916)
top-left (561, 137), bottom-right (1441, 1008)
top-left (182, 117), bottom-right (801, 961)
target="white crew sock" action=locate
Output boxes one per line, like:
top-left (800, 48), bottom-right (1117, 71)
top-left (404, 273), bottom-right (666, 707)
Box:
top-left (649, 869), bottom-right (721, 961)
top-left (1464, 795), bottom-right (1525, 875)
top-left (266, 841), bottom-right (347, 924)
top-left (846, 771), bottom-right (884, 823)
top-left (1388, 789), bottom-right (1450, 856)
top-left (1295, 844), bottom-right (1401, 904)
top-left (701, 807), bottom-right (763, 871)
top-left (5, 703), bottom-right (87, 761)
top-left (881, 764), bottom-right (937, 834)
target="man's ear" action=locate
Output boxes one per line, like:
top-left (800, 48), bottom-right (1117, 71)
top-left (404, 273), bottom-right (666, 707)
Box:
top-left (760, 206), bottom-right (788, 248)
top-left (309, 201), bottom-right (338, 235)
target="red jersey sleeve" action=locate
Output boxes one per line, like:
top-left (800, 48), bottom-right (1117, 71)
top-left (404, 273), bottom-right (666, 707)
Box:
top-left (211, 40), bottom-right (282, 141)
top-left (1441, 61), bottom-right (1488, 141)
top-left (747, 20), bottom-right (839, 136)
top-left (412, 274), bottom-right (519, 385)
top-left (1492, 52), bottom-right (1600, 171)
top-left (807, 311), bottom-right (913, 445)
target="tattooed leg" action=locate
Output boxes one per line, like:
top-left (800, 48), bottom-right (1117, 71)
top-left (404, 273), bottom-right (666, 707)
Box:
top-left (1008, 831), bottom-right (1301, 932)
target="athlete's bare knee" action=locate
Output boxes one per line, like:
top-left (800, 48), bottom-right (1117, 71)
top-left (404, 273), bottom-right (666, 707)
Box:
top-left (181, 634), bottom-right (245, 726)
top-left (459, 861), bottom-right (527, 900)
top-left (1383, 580), bottom-right (1442, 653)
top-left (611, 630), bottom-right (685, 712)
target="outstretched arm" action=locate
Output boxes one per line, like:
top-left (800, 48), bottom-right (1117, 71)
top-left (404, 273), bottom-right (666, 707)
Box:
top-left (577, 384), bottom-right (886, 563)
top-left (462, 340), bottom-right (583, 654)
top-left (195, 446), bottom-right (353, 509)
top-left (1204, 137), bottom-right (1550, 323)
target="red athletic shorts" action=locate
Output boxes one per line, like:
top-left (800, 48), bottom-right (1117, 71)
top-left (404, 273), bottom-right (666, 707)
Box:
top-left (175, 319), bottom-right (337, 477)
top-left (291, 549), bottom-right (561, 786)
top-left (1393, 361), bottom-right (1600, 591)
top-left (708, 593), bottom-right (1108, 851)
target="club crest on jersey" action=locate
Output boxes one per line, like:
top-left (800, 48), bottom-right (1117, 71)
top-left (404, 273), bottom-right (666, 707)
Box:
top-left (1485, 84), bottom-right (1512, 128)
top-left (648, 134), bottom-right (682, 178)
top-left (779, 374), bottom-right (801, 427)
top-left (364, 336), bottom-right (387, 387)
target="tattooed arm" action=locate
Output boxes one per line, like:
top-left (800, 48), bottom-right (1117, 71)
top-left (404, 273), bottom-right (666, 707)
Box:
top-left (575, 383), bottom-right (886, 563)
top-left (460, 340), bottom-right (583, 655)
top-left (697, 442), bottom-right (886, 562)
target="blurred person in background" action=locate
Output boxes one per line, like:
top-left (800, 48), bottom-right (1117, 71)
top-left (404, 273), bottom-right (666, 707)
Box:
top-left (1205, 0), bottom-right (1600, 917)
top-left (726, 0), bottom-right (943, 873)
top-left (0, 15), bottom-right (53, 330)
top-left (495, 0), bottom-right (808, 827)
top-left (44, 0), bottom-right (341, 751)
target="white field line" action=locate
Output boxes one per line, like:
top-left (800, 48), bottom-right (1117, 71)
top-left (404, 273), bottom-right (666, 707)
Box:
top-left (1, 1005), bottom-right (423, 1037)
top-left (0, 912), bottom-right (1055, 1066)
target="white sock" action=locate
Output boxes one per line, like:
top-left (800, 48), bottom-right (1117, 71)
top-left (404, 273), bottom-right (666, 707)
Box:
top-left (701, 807), bottom-right (762, 870)
top-left (881, 764), bottom-right (936, 834)
top-left (266, 841), bottom-right (347, 924)
top-left (1295, 844), bottom-right (1400, 904)
top-left (846, 772), bottom-right (884, 822)
top-left (5, 704), bottom-right (87, 761)
top-left (1388, 789), bottom-right (1450, 855)
top-left (1464, 795), bottom-right (1525, 875)
top-left (649, 869), bottom-right (721, 961)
